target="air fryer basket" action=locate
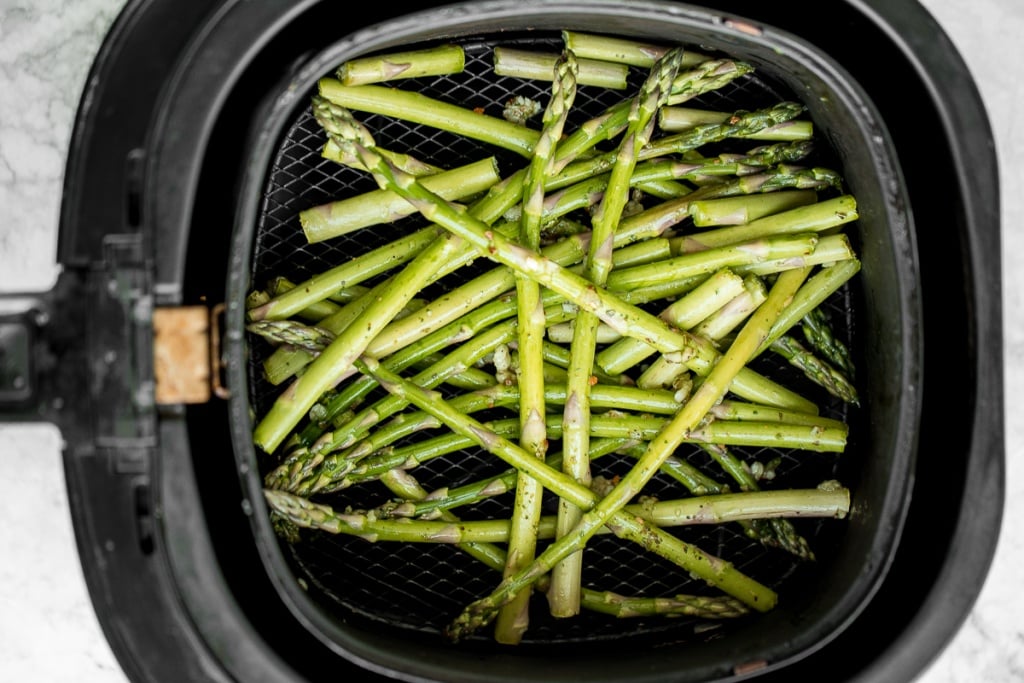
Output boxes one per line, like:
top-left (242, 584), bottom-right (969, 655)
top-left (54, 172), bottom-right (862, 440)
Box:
top-left (251, 38), bottom-right (853, 643)
top-left (229, 2), bottom-right (920, 681)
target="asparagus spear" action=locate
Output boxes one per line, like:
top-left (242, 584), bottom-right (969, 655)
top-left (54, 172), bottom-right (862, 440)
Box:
top-left (319, 79), bottom-right (541, 157)
top-left (553, 47), bottom-right (685, 619)
top-left (246, 319), bottom-right (336, 355)
top-left (670, 195), bottom-right (858, 254)
top-left (580, 591), bottom-right (747, 620)
top-left (801, 306), bottom-right (856, 377)
top-left (337, 44), bottom-right (465, 86)
top-left (263, 486), bottom-right (849, 543)
top-left (605, 233), bottom-right (820, 291)
top-left (493, 47), bottom-right (628, 89)
top-left (769, 335), bottom-right (860, 405)
top-left (300, 155), bottom-right (501, 243)
top-left (247, 226), bottom-right (443, 321)
top-left (261, 276), bottom-right (341, 322)
top-left (496, 49), bottom-right (578, 644)
top-left (687, 190), bottom-right (817, 227)
top-left (658, 106), bottom-right (814, 140)
top-left (321, 137), bottom-right (443, 178)
top-left (561, 30), bottom-right (711, 68)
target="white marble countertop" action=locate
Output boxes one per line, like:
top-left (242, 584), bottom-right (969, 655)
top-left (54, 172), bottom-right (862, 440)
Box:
top-left (0, 1), bottom-right (1020, 681)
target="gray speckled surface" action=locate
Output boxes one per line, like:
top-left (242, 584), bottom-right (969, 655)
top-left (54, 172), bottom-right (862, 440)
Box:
top-left (0, 1), bottom-right (1020, 681)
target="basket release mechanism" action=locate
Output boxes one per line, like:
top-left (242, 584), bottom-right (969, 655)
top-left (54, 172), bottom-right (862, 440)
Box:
top-left (152, 302), bottom-right (229, 405)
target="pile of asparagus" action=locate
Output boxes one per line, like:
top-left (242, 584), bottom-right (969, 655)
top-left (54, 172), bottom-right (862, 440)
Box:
top-left (246, 31), bottom-right (861, 644)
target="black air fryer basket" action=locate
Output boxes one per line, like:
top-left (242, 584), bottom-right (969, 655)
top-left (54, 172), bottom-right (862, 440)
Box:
top-left (0, 1), bottom-right (1003, 683)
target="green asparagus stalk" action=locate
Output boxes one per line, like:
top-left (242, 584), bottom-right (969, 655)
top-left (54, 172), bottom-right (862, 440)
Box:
top-left (708, 399), bottom-right (848, 429)
top-left (658, 106), bottom-right (814, 140)
top-left (606, 237), bottom-right (673, 268)
top-left (561, 31), bottom-right (711, 68)
top-left (493, 47), bottom-right (628, 89)
top-left (496, 50), bottom-right (579, 644)
top-left (769, 335), bottom-right (859, 405)
top-left (670, 195), bottom-right (858, 254)
top-left (605, 233), bottom-right (819, 291)
top-left (300, 155), bottom-right (500, 243)
top-left (733, 233), bottom-right (856, 278)
top-left (580, 591), bottom-right (747, 619)
top-left (637, 352), bottom-right (691, 390)
top-left (801, 307), bottom-right (856, 377)
top-left (247, 319), bottom-right (336, 355)
top-left (546, 320), bottom-right (622, 345)
top-left (321, 137), bottom-right (443, 178)
top-left (552, 48), bottom-right (685, 618)
top-left (408, 351), bottom-right (497, 391)
top-left (264, 486), bottom-right (848, 543)
top-left (319, 79), bottom-right (541, 157)
top-left (337, 44), bottom-right (465, 86)
top-left (262, 276), bottom-right (341, 322)
top-left (642, 103), bottom-right (807, 159)
top-left (687, 190), bottom-right (817, 227)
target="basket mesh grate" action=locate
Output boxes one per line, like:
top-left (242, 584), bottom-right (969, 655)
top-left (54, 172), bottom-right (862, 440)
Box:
top-left (247, 34), bottom-right (858, 646)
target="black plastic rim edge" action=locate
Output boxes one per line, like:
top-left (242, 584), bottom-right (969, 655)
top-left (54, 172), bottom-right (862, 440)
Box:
top-left (843, 1), bottom-right (1005, 678)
